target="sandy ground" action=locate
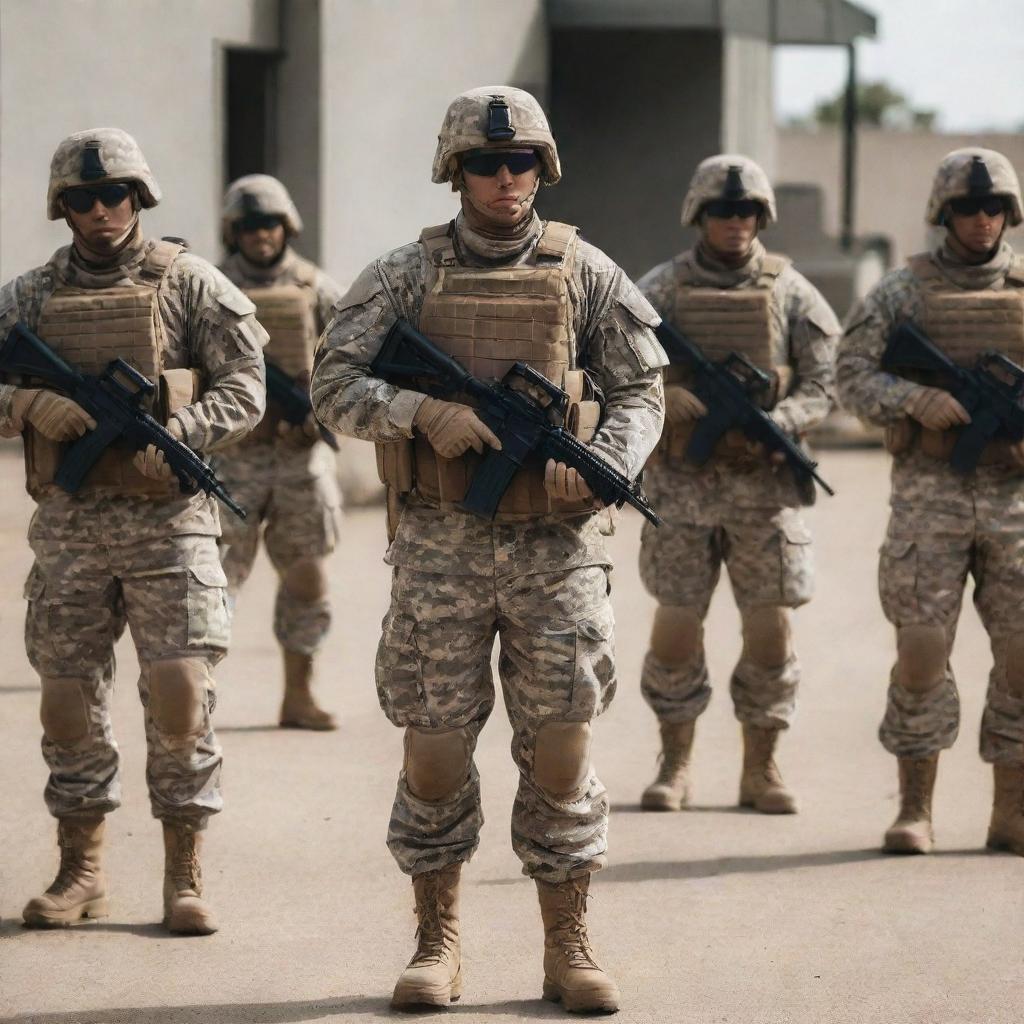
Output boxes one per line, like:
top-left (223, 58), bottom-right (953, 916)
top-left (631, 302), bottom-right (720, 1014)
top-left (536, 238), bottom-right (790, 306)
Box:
top-left (0, 446), bottom-right (1021, 1024)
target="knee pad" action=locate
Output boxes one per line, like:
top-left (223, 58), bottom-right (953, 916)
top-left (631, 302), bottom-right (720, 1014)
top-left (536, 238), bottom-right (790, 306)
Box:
top-left (39, 676), bottom-right (90, 745)
top-left (404, 727), bottom-right (472, 801)
top-left (148, 658), bottom-right (211, 737)
top-left (895, 624), bottom-right (948, 693)
top-left (283, 558), bottom-right (327, 603)
top-left (533, 721), bottom-right (592, 795)
top-left (1003, 635), bottom-right (1024, 697)
top-left (741, 606), bottom-right (792, 669)
top-left (650, 606), bottom-right (703, 666)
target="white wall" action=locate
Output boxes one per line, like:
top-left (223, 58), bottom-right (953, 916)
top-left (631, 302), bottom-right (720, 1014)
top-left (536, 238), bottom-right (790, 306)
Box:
top-left (319, 0), bottom-right (547, 288)
top-left (0, 0), bottom-right (279, 279)
top-left (722, 33), bottom-right (775, 176)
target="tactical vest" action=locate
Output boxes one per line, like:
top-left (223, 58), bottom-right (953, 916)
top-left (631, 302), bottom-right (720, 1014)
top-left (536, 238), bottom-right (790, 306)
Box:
top-left (657, 252), bottom-right (789, 464)
top-left (888, 253), bottom-right (1024, 465)
top-left (241, 264), bottom-right (319, 444)
top-left (376, 220), bottom-right (600, 521)
top-left (25, 239), bottom-right (188, 500)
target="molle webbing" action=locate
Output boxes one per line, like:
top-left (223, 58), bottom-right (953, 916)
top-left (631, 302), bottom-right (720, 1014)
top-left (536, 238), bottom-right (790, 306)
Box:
top-left (27, 241), bottom-right (183, 499)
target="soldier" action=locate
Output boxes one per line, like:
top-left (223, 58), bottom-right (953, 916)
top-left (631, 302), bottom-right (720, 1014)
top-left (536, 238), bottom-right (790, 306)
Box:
top-left (0, 129), bottom-right (266, 932)
top-left (217, 175), bottom-right (342, 730)
top-left (636, 155), bottom-right (839, 815)
top-left (311, 86), bottom-right (665, 1012)
top-left (837, 148), bottom-right (1024, 856)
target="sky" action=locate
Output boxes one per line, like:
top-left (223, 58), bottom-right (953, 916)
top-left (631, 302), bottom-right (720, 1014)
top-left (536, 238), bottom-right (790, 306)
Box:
top-left (774, 0), bottom-right (1024, 131)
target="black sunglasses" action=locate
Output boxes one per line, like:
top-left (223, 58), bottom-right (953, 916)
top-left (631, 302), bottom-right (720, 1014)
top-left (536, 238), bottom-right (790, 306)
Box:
top-left (948, 195), bottom-right (1008, 218)
top-left (461, 150), bottom-right (539, 177)
top-left (63, 183), bottom-right (132, 214)
top-left (703, 199), bottom-right (764, 220)
top-left (237, 212), bottom-right (284, 233)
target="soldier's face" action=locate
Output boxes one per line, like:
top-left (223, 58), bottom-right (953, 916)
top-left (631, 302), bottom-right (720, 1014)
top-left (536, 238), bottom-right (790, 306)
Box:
top-left (64, 188), bottom-right (136, 253)
top-left (701, 211), bottom-right (759, 258)
top-left (237, 221), bottom-right (287, 265)
top-left (948, 206), bottom-right (1006, 255)
top-left (461, 153), bottom-right (540, 227)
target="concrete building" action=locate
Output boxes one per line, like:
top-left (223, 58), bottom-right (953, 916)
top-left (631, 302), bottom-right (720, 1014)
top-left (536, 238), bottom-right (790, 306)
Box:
top-left (0, 0), bottom-right (876, 288)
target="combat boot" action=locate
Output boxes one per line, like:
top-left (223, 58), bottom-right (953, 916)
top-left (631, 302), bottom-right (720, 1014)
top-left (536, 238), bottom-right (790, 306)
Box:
top-left (391, 863), bottom-right (462, 1009)
top-left (536, 875), bottom-right (620, 1014)
top-left (162, 824), bottom-right (218, 934)
top-left (641, 720), bottom-right (695, 811)
top-left (279, 649), bottom-right (337, 730)
top-left (883, 754), bottom-right (938, 854)
top-left (986, 764), bottom-right (1024, 855)
top-left (739, 724), bottom-right (798, 814)
top-left (23, 815), bottom-right (109, 927)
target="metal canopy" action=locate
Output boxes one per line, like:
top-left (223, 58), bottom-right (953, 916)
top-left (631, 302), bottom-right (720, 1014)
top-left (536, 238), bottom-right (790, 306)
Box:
top-left (546, 0), bottom-right (878, 43)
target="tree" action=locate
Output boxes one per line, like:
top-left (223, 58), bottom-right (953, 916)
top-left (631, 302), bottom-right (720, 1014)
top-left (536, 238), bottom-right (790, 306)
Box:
top-left (814, 81), bottom-right (936, 130)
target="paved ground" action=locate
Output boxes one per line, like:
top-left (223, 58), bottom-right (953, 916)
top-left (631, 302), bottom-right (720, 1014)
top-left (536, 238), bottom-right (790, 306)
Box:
top-left (0, 446), bottom-right (1020, 1024)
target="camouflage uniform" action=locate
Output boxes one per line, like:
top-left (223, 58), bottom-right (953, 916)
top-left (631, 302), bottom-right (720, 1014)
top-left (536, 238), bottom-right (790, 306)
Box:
top-left (312, 110), bottom-right (664, 885)
top-left (636, 157), bottom-right (839, 734)
top-left (837, 154), bottom-right (1024, 767)
top-left (217, 216), bottom-right (342, 660)
top-left (0, 131), bottom-right (266, 829)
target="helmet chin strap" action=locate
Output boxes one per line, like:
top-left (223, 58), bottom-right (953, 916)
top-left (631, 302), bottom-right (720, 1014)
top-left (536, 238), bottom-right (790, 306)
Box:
top-left (66, 212), bottom-right (141, 263)
top-left (459, 176), bottom-right (540, 235)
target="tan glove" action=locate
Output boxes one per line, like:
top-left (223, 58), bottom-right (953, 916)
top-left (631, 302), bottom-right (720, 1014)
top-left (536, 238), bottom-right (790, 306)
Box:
top-left (664, 384), bottom-right (707, 427)
top-left (276, 414), bottom-right (320, 447)
top-left (413, 396), bottom-right (501, 458)
top-left (903, 386), bottom-right (971, 431)
top-left (132, 419), bottom-right (184, 481)
top-left (15, 389), bottom-right (96, 441)
top-left (544, 458), bottom-right (595, 502)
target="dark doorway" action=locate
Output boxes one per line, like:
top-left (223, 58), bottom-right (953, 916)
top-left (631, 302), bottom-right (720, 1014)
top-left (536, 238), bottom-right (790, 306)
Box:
top-left (225, 47), bottom-right (280, 183)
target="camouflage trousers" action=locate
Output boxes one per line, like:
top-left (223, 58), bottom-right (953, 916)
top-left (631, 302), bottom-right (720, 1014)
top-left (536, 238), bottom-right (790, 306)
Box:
top-left (24, 531), bottom-right (230, 826)
top-left (878, 459), bottom-right (1024, 763)
top-left (376, 563), bottom-right (616, 882)
top-left (215, 441), bottom-right (341, 655)
top-left (638, 462), bottom-right (813, 728)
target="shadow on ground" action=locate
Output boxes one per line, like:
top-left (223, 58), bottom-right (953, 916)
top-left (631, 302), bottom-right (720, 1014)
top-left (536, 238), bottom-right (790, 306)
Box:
top-left (0, 996), bottom-right (567, 1023)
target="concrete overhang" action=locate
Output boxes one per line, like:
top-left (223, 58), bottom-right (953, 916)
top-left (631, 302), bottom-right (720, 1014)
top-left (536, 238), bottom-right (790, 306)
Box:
top-left (546, 0), bottom-right (877, 43)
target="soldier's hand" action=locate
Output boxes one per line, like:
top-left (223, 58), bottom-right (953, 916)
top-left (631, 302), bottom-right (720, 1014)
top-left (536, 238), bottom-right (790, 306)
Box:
top-left (19, 389), bottom-right (97, 441)
top-left (413, 396), bottom-right (502, 458)
top-left (544, 459), bottom-right (595, 502)
top-left (276, 413), bottom-right (320, 447)
top-left (132, 420), bottom-right (184, 481)
top-left (664, 385), bottom-right (707, 427)
top-left (745, 438), bottom-right (786, 466)
top-left (903, 387), bottom-right (971, 431)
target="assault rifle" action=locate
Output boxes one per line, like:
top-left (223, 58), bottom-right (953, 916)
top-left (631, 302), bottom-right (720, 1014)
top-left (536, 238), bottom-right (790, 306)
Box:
top-left (882, 321), bottom-right (1024, 473)
top-left (370, 318), bottom-right (661, 525)
top-left (265, 359), bottom-right (339, 451)
top-left (655, 321), bottom-right (835, 497)
top-left (0, 322), bottom-right (246, 519)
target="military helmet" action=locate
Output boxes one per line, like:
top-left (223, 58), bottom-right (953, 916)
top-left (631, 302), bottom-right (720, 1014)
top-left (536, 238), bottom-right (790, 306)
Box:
top-left (926, 147), bottom-right (1022, 227)
top-left (681, 154), bottom-right (777, 226)
top-left (47, 127), bottom-right (161, 221)
top-left (432, 86), bottom-right (561, 186)
top-left (222, 174), bottom-right (303, 245)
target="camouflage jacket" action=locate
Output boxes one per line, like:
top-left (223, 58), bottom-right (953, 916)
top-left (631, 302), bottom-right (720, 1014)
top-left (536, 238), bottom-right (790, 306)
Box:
top-left (312, 212), bottom-right (666, 483)
top-left (637, 239), bottom-right (839, 437)
top-left (0, 230), bottom-right (267, 539)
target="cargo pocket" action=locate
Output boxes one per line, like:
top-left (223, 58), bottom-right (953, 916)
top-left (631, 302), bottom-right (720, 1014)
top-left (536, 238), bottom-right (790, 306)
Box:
top-left (879, 537), bottom-right (918, 623)
top-left (376, 612), bottom-right (428, 727)
top-left (779, 518), bottom-right (814, 607)
top-left (185, 561), bottom-right (231, 651)
top-left (570, 596), bottom-right (617, 719)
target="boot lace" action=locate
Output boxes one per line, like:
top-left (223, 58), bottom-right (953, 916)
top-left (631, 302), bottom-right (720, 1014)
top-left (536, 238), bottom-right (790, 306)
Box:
top-left (411, 876), bottom-right (451, 967)
top-left (554, 883), bottom-right (600, 970)
top-left (50, 827), bottom-right (88, 896)
top-left (171, 834), bottom-right (202, 894)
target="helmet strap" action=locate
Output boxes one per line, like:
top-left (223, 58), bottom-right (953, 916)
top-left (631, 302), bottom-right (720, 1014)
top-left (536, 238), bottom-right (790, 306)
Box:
top-left (458, 175), bottom-right (540, 235)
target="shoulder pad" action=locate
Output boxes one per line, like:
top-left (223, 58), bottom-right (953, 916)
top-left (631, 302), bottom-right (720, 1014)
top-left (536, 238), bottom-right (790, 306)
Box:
top-left (760, 253), bottom-right (791, 278)
top-left (336, 262), bottom-right (385, 313)
top-left (906, 252), bottom-right (940, 281)
top-left (617, 281), bottom-right (660, 329)
top-left (216, 287), bottom-right (257, 316)
top-left (1007, 254), bottom-right (1024, 287)
top-left (161, 236), bottom-right (190, 248)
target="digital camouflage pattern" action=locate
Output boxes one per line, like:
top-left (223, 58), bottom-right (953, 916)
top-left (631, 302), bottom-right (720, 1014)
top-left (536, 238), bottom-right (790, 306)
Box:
top-left (0, 228), bottom-right (266, 825)
top-left (47, 127), bottom-right (161, 220)
top-left (636, 237), bottom-right (838, 728)
top-left (837, 238), bottom-right (1024, 763)
top-left (925, 147), bottom-right (1022, 226)
top-left (217, 245), bottom-right (343, 655)
top-left (221, 174), bottom-right (304, 245)
top-left (431, 86), bottom-right (561, 186)
top-left (312, 212), bottom-right (665, 880)
top-left (680, 154), bottom-right (778, 226)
